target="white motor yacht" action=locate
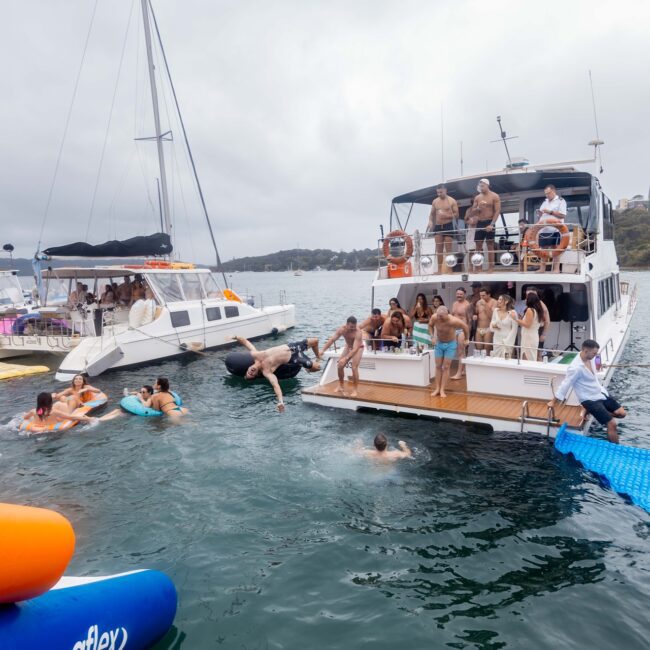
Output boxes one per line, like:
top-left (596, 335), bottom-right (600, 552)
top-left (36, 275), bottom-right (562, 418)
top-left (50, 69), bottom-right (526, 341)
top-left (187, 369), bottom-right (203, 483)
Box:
top-left (302, 165), bottom-right (636, 437)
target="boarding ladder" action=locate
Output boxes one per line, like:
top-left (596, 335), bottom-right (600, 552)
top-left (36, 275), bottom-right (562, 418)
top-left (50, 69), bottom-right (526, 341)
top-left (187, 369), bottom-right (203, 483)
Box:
top-left (519, 401), bottom-right (557, 436)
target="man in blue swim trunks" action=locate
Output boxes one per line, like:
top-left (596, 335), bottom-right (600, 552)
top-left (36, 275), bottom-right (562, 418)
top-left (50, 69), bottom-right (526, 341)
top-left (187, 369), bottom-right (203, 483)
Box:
top-left (429, 306), bottom-right (469, 398)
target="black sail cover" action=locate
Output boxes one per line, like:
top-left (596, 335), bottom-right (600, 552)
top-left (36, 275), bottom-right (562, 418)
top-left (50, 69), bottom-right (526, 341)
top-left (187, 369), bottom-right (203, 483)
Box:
top-left (43, 233), bottom-right (172, 258)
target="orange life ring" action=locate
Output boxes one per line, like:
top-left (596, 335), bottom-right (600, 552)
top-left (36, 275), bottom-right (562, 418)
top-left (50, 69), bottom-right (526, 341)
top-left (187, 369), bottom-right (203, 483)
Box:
top-left (382, 230), bottom-right (414, 265)
top-left (223, 289), bottom-right (242, 303)
top-left (144, 260), bottom-right (172, 269)
top-left (528, 218), bottom-right (570, 259)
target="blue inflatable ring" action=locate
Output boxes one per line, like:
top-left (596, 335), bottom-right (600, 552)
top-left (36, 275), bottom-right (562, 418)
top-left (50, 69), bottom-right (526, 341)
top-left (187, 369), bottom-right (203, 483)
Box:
top-left (120, 391), bottom-right (182, 417)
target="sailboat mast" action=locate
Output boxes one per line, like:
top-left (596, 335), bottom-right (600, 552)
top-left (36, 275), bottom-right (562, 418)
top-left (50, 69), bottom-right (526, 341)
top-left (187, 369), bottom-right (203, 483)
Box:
top-left (141, 0), bottom-right (172, 241)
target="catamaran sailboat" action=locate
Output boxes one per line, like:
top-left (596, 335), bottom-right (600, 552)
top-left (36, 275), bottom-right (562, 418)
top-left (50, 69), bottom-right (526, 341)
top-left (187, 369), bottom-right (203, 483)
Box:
top-left (0, 1), bottom-right (295, 378)
top-left (302, 160), bottom-right (636, 437)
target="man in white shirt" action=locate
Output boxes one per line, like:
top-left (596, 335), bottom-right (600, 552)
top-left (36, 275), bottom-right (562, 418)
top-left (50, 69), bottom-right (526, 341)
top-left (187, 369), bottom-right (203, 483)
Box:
top-left (547, 339), bottom-right (626, 443)
top-left (537, 184), bottom-right (567, 221)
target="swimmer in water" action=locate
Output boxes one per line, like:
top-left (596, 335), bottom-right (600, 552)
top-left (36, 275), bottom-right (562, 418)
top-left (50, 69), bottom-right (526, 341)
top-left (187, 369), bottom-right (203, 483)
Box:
top-left (357, 433), bottom-right (412, 462)
top-left (53, 373), bottom-right (102, 413)
top-left (23, 392), bottom-right (120, 427)
top-left (143, 377), bottom-right (188, 417)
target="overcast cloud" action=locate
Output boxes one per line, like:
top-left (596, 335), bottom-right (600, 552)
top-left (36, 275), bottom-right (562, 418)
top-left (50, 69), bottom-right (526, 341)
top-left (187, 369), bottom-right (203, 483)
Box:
top-left (2, 0), bottom-right (649, 263)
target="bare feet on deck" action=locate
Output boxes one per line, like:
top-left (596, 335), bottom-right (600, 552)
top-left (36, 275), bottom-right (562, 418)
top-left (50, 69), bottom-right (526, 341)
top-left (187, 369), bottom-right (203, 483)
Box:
top-left (350, 390), bottom-right (358, 398)
top-left (430, 388), bottom-right (439, 397)
top-left (450, 374), bottom-right (463, 381)
top-left (334, 384), bottom-right (346, 395)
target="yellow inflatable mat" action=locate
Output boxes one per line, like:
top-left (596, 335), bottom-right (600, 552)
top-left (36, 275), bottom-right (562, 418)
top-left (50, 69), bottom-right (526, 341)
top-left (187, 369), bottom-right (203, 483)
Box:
top-left (0, 362), bottom-right (49, 381)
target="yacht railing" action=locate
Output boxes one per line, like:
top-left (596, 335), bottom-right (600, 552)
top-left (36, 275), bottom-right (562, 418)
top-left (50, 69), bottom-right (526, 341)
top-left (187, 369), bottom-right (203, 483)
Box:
top-left (377, 223), bottom-right (595, 278)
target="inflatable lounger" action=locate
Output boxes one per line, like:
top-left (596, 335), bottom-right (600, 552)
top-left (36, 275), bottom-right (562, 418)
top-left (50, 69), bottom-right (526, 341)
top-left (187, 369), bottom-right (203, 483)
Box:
top-left (120, 392), bottom-right (182, 417)
top-left (0, 570), bottom-right (177, 650)
top-left (555, 423), bottom-right (650, 513)
top-left (0, 362), bottom-right (49, 381)
top-left (19, 391), bottom-right (108, 434)
top-left (225, 351), bottom-right (301, 380)
top-left (0, 503), bottom-right (75, 604)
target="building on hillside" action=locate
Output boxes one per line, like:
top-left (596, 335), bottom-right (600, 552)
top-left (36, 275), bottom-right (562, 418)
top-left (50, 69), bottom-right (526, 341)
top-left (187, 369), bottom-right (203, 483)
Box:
top-left (617, 193), bottom-right (650, 211)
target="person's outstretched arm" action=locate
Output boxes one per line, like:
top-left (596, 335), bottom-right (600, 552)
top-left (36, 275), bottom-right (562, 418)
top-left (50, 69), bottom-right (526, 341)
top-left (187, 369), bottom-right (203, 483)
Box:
top-left (320, 328), bottom-right (342, 356)
top-left (263, 371), bottom-right (285, 412)
top-left (397, 440), bottom-right (412, 458)
top-left (232, 335), bottom-right (257, 352)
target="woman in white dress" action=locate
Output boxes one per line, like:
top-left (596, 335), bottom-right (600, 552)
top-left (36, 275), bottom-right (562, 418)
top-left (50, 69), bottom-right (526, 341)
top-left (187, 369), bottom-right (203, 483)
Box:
top-left (515, 293), bottom-right (545, 361)
top-left (489, 295), bottom-right (518, 358)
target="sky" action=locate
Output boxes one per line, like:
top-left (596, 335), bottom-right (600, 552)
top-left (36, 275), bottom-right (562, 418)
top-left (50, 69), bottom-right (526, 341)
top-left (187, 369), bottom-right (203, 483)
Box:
top-left (2, 0), bottom-right (649, 264)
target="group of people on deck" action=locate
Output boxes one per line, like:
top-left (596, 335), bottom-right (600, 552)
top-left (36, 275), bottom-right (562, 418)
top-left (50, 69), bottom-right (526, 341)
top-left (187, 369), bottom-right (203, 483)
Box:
top-left (427, 179), bottom-right (568, 273)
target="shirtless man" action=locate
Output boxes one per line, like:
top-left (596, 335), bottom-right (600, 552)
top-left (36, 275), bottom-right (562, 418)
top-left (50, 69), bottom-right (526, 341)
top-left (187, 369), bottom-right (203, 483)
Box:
top-left (473, 287), bottom-right (497, 354)
top-left (321, 316), bottom-right (364, 397)
top-left (429, 306), bottom-right (469, 398)
top-left (380, 311), bottom-right (406, 349)
top-left (359, 308), bottom-right (386, 349)
top-left (357, 433), bottom-right (412, 462)
top-left (427, 184), bottom-right (459, 274)
top-left (448, 287), bottom-right (472, 380)
top-left (116, 276), bottom-right (132, 306)
top-left (234, 336), bottom-right (321, 411)
top-left (470, 178), bottom-right (501, 272)
top-left (147, 377), bottom-right (188, 417)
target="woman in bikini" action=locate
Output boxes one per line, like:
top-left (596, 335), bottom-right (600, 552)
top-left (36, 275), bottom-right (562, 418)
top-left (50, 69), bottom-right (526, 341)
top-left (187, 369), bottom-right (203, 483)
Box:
top-left (53, 374), bottom-right (102, 413)
top-left (144, 377), bottom-right (188, 417)
top-left (409, 293), bottom-right (433, 324)
top-left (23, 392), bottom-right (120, 427)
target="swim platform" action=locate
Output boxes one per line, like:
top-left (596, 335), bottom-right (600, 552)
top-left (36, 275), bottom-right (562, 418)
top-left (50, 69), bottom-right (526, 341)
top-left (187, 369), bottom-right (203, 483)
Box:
top-left (555, 423), bottom-right (650, 513)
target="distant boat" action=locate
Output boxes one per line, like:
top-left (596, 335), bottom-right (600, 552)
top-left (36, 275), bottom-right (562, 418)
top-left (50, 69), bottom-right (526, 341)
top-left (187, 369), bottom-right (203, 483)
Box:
top-left (293, 269), bottom-right (303, 276)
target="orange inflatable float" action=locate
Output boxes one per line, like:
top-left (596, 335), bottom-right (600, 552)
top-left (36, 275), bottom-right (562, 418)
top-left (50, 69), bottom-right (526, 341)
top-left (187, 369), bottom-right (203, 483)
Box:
top-left (0, 503), bottom-right (75, 603)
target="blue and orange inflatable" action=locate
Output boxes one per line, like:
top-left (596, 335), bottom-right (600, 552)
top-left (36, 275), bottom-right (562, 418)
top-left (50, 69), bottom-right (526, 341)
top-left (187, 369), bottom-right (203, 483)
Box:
top-left (0, 503), bottom-right (177, 650)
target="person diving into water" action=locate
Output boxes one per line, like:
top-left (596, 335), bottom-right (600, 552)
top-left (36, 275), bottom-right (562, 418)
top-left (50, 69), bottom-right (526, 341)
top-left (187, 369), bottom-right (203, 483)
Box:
top-left (232, 336), bottom-right (322, 412)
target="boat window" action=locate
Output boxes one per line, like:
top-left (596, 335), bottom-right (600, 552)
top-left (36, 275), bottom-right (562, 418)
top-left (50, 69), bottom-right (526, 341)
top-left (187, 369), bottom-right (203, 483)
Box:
top-left (170, 310), bottom-right (190, 327)
top-left (560, 285), bottom-right (589, 322)
top-left (524, 195), bottom-right (591, 229)
top-left (206, 307), bottom-right (221, 321)
top-left (520, 283), bottom-right (563, 322)
top-left (202, 273), bottom-right (222, 299)
top-left (224, 306), bottom-right (239, 318)
top-left (151, 273), bottom-right (183, 303)
top-left (179, 274), bottom-right (205, 301)
top-left (0, 275), bottom-right (23, 306)
top-left (602, 196), bottom-right (614, 240)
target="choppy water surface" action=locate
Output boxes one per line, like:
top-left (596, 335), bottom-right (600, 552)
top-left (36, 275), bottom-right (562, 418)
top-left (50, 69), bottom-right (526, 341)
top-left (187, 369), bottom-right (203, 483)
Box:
top-left (1, 271), bottom-right (649, 649)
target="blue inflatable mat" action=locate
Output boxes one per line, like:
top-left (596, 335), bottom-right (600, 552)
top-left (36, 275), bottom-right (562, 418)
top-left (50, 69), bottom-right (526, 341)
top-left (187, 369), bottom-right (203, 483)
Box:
top-left (555, 424), bottom-right (650, 513)
top-left (120, 391), bottom-right (182, 417)
top-left (0, 569), bottom-right (177, 650)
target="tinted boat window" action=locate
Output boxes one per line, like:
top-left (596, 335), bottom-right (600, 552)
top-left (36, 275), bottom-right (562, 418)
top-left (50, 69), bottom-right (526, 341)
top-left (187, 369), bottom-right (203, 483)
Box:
top-left (170, 310), bottom-right (190, 327)
top-left (206, 307), bottom-right (221, 321)
top-left (224, 306), bottom-right (239, 318)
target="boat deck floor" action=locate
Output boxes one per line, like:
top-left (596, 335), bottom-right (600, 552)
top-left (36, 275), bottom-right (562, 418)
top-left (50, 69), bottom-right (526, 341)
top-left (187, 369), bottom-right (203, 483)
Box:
top-left (302, 373), bottom-right (584, 428)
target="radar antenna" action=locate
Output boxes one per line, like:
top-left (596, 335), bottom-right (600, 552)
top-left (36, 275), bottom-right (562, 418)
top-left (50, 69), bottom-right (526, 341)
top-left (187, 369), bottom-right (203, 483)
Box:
top-left (588, 70), bottom-right (604, 174)
top-left (490, 116), bottom-right (518, 167)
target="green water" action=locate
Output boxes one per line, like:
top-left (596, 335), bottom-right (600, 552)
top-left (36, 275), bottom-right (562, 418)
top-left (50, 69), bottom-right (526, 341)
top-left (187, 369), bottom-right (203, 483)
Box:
top-left (1, 271), bottom-right (649, 649)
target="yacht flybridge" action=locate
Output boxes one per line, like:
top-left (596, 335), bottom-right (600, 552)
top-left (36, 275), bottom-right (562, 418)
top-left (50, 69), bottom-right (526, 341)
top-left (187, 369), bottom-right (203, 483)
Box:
top-left (0, 1), bottom-right (295, 377)
top-left (302, 167), bottom-right (636, 436)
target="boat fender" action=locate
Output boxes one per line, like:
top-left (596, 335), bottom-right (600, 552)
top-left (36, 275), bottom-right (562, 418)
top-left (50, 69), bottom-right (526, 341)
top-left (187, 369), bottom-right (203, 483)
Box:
top-left (120, 392), bottom-right (182, 417)
top-left (225, 351), bottom-right (301, 380)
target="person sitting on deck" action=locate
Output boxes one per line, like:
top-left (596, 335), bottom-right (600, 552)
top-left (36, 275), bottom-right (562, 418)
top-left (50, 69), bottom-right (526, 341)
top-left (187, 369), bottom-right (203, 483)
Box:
top-left (99, 284), bottom-right (115, 306)
top-left (67, 282), bottom-right (85, 308)
top-left (547, 339), bottom-right (625, 443)
top-left (233, 336), bottom-right (321, 411)
top-left (356, 433), bottom-right (412, 462)
top-left (429, 306), bottom-right (469, 399)
top-left (380, 311), bottom-right (406, 349)
top-left (321, 317), bottom-right (364, 397)
top-left (128, 285), bottom-right (160, 329)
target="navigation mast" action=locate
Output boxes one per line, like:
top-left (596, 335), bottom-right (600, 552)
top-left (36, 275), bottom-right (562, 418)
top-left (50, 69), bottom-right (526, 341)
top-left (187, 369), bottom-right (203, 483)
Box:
top-left (141, 0), bottom-right (172, 242)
